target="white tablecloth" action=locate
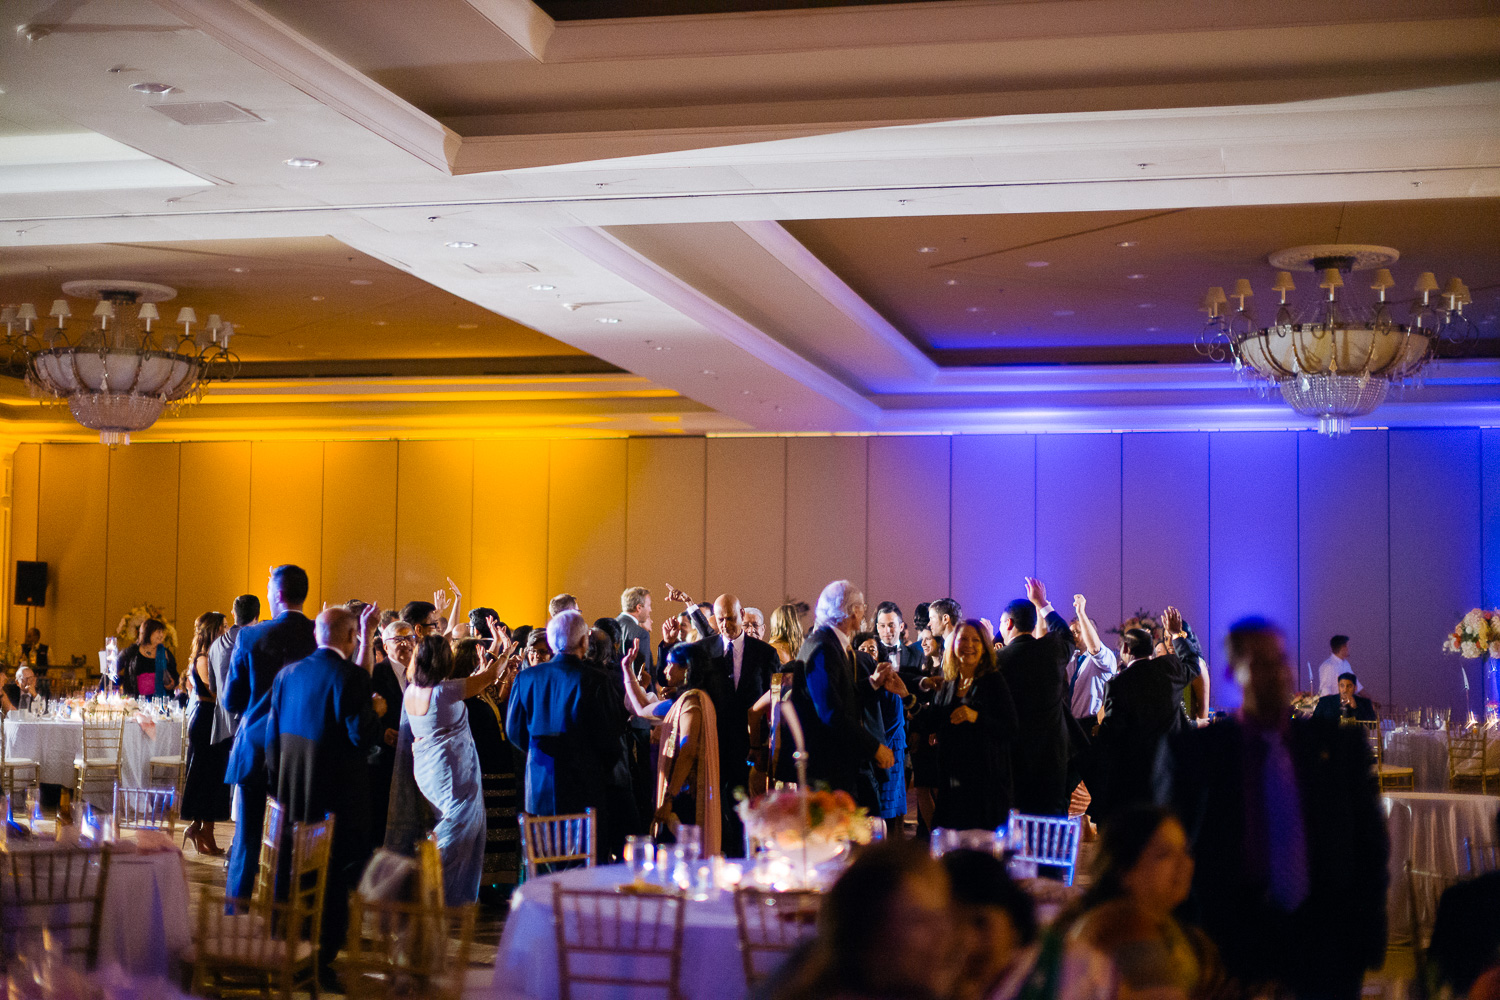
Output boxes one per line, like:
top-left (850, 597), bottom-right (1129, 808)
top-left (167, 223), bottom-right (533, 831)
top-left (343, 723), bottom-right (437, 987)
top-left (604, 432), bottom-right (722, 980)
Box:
top-left (487, 864), bottom-right (750, 1000)
top-left (3, 715), bottom-right (183, 802)
top-left (1383, 729), bottom-right (1453, 791)
top-left (1382, 791), bottom-right (1500, 943)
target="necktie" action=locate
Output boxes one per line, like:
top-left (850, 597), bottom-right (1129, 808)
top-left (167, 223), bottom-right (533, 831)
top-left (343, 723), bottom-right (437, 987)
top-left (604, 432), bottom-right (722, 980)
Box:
top-left (1261, 731), bottom-right (1309, 911)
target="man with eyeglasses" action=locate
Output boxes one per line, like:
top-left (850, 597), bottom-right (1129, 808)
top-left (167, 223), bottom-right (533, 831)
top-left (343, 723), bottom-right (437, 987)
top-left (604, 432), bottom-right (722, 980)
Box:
top-left (400, 600), bottom-right (441, 638)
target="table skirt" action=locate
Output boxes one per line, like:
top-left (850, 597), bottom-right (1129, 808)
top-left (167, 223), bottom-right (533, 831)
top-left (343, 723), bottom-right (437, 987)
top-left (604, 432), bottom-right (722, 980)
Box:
top-left (3, 716), bottom-right (184, 805)
top-left (1382, 791), bottom-right (1500, 943)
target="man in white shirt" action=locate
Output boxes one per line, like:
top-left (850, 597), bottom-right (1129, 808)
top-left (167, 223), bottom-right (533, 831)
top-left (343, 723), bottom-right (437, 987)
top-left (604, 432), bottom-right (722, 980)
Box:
top-left (1317, 634), bottom-right (1362, 696)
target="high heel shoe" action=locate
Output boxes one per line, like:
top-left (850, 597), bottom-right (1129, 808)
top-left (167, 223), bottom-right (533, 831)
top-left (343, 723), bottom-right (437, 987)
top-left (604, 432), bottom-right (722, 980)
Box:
top-left (181, 822), bottom-right (199, 852)
top-left (194, 827), bottom-right (225, 857)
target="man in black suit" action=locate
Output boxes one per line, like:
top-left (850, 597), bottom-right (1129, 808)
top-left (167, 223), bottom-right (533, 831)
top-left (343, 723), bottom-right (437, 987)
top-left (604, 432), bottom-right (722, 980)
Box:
top-left (1091, 609), bottom-right (1199, 825)
top-left (791, 580), bottom-right (893, 797)
top-left (1158, 617), bottom-right (1387, 1000)
top-left (697, 593), bottom-right (778, 856)
top-left (616, 586), bottom-right (654, 675)
top-left (224, 564), bottom-right (318, 902)
top-left (616, 587), bottom-right (657, 839)
top-left (1311, 672), bottom-right (1377, 723)
top-left (264, 605), bottom-right (384, 988)
top-left (993, 578), bottom-right (1076, 816)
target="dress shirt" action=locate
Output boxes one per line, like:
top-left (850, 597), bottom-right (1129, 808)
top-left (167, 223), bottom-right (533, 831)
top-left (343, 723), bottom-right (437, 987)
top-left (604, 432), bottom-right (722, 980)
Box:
top-left (1067, 644), bottom-right (1118, 718)
top-left (720, 631), bottom-right (745, 687)
top-left (1317, 655), bottom-right (1361, 696)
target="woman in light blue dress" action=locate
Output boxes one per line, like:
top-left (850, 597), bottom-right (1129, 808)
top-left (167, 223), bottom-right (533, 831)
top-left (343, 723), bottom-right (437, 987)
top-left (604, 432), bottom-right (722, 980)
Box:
top-left (404, 635), bottom-right (501, 903)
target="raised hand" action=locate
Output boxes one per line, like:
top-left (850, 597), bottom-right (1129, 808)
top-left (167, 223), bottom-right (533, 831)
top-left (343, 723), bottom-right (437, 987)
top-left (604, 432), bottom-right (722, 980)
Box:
top-left (446, 576), bottom-right (462, 601)
top-left (359, 601), bottom-right (380, 636)
top-left (1025, 577), bottom-right (1047, 607)
top-left (662, 616), bottom-right (682, 644)
top-left (664, 583), bottom-right (692, 605)
top-left (432, 588), bottom-right (448, 612)
top-left (1074, 594), bottom-right (1087, 614)
top-left (620, 638), bottom-right (641, 673)
top-left (1164, 606), bottom-right (1183, 634)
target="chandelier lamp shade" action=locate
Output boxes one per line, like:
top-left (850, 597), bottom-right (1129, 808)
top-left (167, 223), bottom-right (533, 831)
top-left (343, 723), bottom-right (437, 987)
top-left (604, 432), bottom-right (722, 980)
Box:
top-left (1195, 245), bottom-right (1477, 436)
top-left (1, 280), bottom-right (238, 445)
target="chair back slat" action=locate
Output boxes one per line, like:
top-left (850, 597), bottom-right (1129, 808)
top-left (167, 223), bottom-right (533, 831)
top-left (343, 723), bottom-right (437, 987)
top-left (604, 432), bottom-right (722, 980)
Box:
top-left (552, 885), bottom-right (685, 999)
top-left (0, 846), bottom-right (111, 971)
top-left (344, 895), bottom-right (476, 1000)
top-left (733, 887), bottom-right (820, 987)
top-left (519, 809), bottom-right (595, 880)
top-left (1007, 810), bottom-right (1083, 886)
top-left (112, 784), bottom-right (176, 833)
top-left (1447, 723), bottom-right (1496, 794)
top-left (253, 797), bottom-right (287, 907)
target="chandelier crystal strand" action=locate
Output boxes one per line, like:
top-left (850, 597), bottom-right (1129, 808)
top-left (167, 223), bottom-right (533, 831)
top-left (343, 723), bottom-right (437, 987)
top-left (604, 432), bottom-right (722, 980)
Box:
top-left (1194, 245), bottom-right (1475, 436)
top-left (5, 280), bottom-right (237, 445)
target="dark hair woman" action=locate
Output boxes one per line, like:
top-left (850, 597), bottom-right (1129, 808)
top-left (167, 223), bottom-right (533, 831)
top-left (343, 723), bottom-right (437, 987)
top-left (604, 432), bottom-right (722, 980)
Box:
top-left (453, 635), bottom-right (524, 901)
top-left (180, 611), bottom-right (230, 855)
top-left (912, 619), bottom-right (1020, 830)
top-left (648, 642), bottom-right (724, 854)
top-left (404, 633), bottom-right (501, 903)
top-left (122, 618), bottom-right (177, 699)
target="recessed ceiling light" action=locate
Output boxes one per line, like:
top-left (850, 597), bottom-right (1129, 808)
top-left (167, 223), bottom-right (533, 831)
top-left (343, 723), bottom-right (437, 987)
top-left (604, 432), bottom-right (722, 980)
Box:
top-left (445, 241), bottom-right (476, 249)
top-left (1053, 309), bottom-right (1075, 317)
top-left (1138, 303), bottom-right (1154, 309)
top-left (457, 323), bottom-right (478, 330)
top-left (918, 247), bottom-right (938, 253)
top-left (597, 317), bottom-right (620, 324)
top-left (702, 370), bottom-right (716, 376)
top-left (310, 295), bottom-right (325, 301)
top-left (372, 320), bottom-right (387, 326)
top-left (966, 306), bottom-right (981, 313)
top-left (283, 157), bottom-right (322, 169)
top-left (228, 267), bottom-right (246, 273)
top-left (1146, 326), bottom-right (1161, 332)
top-left (1117, 241), bottom-right (1138, 248)
top-left (945, 279), bottom-right (959, 286)
top-left (129, 82), bottom-right (174, 95)
top-left (350, 279), bottom-right (372, 285)
top-left (1026, 261), bottom-right (1050, 268)
top-left (1126, 273), bottom-right (1146, 280)
top-left (529, 284), bottom-right (556, 291)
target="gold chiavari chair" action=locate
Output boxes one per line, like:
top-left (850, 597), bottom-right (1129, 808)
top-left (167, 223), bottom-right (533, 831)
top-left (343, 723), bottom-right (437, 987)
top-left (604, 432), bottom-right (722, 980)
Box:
top-left (73, 710), bottom-right (125, 807)
top-left (148, 713), bottom-right (190, 813)
top-left (733, 886), bottom-right (822, 988)
top-left (1406, 858), bottom-right (1460, 998)
top-left (519, 808), bottom-right (595, 880)
top-left (112, 783), bottom-right (177, 835)
top-left (1357, 719), bottom-right (1414, 791)
top-left (1447, 723), bottom-right (1497, 794)
top-left (1465, 836), bottom-right (1498, 874)
top-left (254, 797), bottom-right (288, 906)
top-left (191, 812), bottom-right (334, 1000)
top-left (552, 883), bottom-right (686, 1000)
top-left (0, 846), bottom-right (112, 972)
top-left (344, 881), bottom-right (476, 1000)
top-left (0, 707), bottom-right (41, 801)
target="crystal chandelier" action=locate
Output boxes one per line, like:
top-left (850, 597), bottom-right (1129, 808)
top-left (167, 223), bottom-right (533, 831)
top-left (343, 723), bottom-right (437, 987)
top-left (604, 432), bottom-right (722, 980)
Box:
top-left (1195, 245), bottom-right (1476, 436)
top-left (2, 280), bottom-right (238, 445)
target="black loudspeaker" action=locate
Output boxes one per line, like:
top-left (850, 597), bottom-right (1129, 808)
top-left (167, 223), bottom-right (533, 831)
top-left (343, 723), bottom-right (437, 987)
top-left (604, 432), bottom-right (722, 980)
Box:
top-left (14, 561), bottom-right (46, 607)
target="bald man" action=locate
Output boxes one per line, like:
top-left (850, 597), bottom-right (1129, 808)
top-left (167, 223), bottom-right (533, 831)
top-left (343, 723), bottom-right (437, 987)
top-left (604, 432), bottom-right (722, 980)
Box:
top-left (698, 593), bottom-right (779, 856)
top-left (264, 603), bottom-right (384, 989)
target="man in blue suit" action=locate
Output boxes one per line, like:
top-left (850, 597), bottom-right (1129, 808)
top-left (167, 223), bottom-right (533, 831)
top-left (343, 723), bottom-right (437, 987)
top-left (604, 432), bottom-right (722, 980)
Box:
top-left (223, 564), bottom-right (317, 901)
top-left (265, 604), bottom-right (383, 988)
top-left (505, 610), bottom-right (622, 859)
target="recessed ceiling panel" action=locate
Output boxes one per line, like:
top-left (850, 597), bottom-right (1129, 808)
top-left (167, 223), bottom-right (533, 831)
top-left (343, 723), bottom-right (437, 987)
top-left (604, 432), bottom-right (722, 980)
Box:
top-left (782, 199), bottom-right (1500, 364)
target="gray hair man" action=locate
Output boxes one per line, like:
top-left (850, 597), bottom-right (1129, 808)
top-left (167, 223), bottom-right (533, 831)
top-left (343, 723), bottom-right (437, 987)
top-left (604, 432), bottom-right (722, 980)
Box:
top-left (793, 580), bottom-right (891, 795)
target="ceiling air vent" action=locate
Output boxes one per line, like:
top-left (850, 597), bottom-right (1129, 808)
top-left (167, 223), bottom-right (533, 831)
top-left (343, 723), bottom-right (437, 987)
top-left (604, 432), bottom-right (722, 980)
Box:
top-left (150, 102), bottom-right (264, 126)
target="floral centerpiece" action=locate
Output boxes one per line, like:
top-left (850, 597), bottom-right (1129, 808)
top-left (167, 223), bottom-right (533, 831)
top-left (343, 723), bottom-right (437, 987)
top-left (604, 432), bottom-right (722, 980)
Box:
top-left (1444, 608), bottom-right (1500, 723)
top-left (115, 605), bottom-right (178, 651)
top-left (1290, 691), bottom-right (1320, 718)
top-left (738, 788), bottom-right (871, 889)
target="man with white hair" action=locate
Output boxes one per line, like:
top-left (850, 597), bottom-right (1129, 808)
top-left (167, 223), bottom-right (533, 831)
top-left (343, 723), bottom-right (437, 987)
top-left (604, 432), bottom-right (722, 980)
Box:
top-left (742, 608), bottom-right (765, 641)
top-left (505, 610), bottom-right (623, 842)
top-left (790, 580), bottom-right (893, 795)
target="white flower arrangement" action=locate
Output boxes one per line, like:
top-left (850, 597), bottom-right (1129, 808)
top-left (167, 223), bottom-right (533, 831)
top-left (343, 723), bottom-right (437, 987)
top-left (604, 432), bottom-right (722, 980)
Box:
top-left (1445, 609), bottom-right (1498, 659)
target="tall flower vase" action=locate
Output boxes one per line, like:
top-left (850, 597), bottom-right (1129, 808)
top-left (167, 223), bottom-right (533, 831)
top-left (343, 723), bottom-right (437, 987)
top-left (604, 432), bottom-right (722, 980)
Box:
top-left (1486, 655), bottom-right (1499, 724)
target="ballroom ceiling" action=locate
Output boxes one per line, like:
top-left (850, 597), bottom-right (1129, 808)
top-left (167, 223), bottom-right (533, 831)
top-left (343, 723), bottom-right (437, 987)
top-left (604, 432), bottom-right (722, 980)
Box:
top-left (781, 199), bottom-right (1500, 363)
top-left (0, 0), bottom-right (1495, 440)
top-left (534, 0), bottom-right (944, 19)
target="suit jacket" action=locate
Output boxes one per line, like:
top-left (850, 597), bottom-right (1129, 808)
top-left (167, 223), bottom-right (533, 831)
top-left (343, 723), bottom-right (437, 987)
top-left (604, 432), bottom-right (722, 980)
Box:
top-left (1159, 716), bottom-right (1388, 992)
top-left (1311, 693), bottom-right (1376, 723)
top-left (994, 608), bottom-right (1075, 815)
top-left (616, 612), bottom-right (653, 674)
top-left (264, 647), bottom-right (381, 840)
top-left (791, 625), bottom-right (879, 795)
top-left (208, 625), bottom-right (242, 746)
top-left (224, 611), bottom-right (317, 786)
top-left (697, 631), bottom-right (777, 785)
top-left (504, 652), bottom-right (624, 817)
top-left (1093, 652), bottom-right (1197, 820)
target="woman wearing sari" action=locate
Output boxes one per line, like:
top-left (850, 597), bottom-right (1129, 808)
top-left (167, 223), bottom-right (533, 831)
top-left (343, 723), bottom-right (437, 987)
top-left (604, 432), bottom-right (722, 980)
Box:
top-left (649, 642), bottom-right (722, 854)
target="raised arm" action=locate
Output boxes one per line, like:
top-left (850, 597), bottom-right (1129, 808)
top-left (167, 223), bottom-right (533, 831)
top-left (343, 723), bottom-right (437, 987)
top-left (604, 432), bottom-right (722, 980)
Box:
top-left (1074, 594), bottom-right (1104, 655)
top-left (460, 647), bottom-right (504, 700)
top-left (354, 603), bottom-right (379, 675)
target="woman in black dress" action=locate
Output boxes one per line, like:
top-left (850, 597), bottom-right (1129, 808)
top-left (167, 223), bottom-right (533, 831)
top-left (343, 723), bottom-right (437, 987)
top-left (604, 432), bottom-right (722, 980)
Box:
top-left (119, 619), bottom-right (178, 699)
top-left (181, 611), bottom-right (231, 855)
top-left (914, 619), bottom-right (1019, 831)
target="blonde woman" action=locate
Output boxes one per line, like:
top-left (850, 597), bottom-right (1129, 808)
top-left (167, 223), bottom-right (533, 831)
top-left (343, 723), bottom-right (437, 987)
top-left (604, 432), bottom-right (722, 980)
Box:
top-left (182, 611), bottom-right (231, 855)
top-left (913, 619), bottom-right (1019, 830)
top-left (766, 603), bottom-right (804, 665)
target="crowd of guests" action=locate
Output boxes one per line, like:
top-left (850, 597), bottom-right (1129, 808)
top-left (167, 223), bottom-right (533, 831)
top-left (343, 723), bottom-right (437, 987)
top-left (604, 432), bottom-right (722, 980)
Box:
top-left (68, 561), bottom-right (1499, 1000)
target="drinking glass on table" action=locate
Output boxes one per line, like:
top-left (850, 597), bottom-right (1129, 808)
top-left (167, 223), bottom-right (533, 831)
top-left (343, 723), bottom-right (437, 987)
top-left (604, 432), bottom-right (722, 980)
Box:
top-left (625, 835), bottom-right (654, 884)
top-left (676, 824), bottom-right (702, 864)
top-left (930, 827), bottom-right (960, 857)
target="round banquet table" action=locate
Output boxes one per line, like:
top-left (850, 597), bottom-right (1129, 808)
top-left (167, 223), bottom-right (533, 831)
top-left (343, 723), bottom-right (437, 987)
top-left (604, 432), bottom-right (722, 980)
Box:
top-left (1382, 791), bottom-right (1500, 943)
top-left (1383, 728), bottom-right (1453, 792)
top-left (3, 714), bottom-right (183, 804)
top-left (487, 864), bottom-right (749, 1000)
top-left (1, 837), bottom-right (192, 978)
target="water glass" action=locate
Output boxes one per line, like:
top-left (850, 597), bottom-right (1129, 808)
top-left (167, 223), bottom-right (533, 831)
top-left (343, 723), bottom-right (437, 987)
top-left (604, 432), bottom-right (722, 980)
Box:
top-left (867, 817), bottom-right (887, 842)
top-left (676, 824), bottom-right (703, 864)
top-left (929, 827), bottom-right (961, 857)
top-left (625, 835), bottom-right (654, 883)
